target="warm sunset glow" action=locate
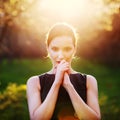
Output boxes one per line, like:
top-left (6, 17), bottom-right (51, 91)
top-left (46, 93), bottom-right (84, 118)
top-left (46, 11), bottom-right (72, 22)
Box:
top-left (18, 0), bottom-right (120, 41)
top-left (37, 0), bottom-right (105, 25)
top-left (20, 0), bottom-right (99, 32)
top-left (40, 0), bottom-right (88, 19)
top-left (21, 0), bottom-right (119, 29)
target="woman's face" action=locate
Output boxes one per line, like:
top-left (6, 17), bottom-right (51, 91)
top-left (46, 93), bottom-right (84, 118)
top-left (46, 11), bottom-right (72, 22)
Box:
top-left (48, 35), bottom-right (76, 67)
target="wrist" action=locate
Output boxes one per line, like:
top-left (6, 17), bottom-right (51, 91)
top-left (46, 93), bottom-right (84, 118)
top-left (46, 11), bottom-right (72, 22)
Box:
top-left (53, 78), bottom-right (62, 87)
top-left (63, 82), bottom-right (74, 91)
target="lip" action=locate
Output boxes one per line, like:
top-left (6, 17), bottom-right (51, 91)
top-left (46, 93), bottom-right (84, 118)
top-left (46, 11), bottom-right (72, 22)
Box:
top-left (56, 61), bottom-right (61, 64)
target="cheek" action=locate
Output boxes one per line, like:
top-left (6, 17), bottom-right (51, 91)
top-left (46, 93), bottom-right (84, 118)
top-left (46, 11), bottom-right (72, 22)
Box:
top-left (65, 51), bottom-right (75, 60)
top-left (68, 49), bottom-right (75, 56)
top-left (49, 50), bottom-right (57, 59)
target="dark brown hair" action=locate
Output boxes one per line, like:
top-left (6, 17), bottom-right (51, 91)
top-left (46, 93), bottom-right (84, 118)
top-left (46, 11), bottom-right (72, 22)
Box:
top-left (46, 23), bottom-right (77, 47)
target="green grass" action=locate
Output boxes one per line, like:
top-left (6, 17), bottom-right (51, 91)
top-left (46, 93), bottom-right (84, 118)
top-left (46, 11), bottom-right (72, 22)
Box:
top-left (0, 58), bottom-right (120, 120)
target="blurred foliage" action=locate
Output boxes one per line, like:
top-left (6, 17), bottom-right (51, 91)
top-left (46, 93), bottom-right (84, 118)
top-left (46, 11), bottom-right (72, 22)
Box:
top-left (0, 83), bottom-right (29, 120)
top-left (0, 0), bottom-right (35, 27)
top-left (0, 83), bottom-right (26, 109)
top-left (0, 0), bottom-right (40, 58)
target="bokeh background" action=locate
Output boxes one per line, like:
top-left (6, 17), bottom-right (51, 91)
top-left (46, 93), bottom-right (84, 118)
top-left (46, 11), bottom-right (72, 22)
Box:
top-left (0, 0), bottom-right (120, 120)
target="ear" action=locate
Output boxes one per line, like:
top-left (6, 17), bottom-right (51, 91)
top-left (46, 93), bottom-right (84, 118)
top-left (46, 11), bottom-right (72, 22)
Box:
top-left (46, 45), bottom-right (50, 58)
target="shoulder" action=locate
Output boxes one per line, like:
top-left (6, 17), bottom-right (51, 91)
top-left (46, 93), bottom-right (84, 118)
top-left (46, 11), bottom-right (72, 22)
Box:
top-left (27, 76), bottom-right (40, 90)
top-left (86, 75), bottom-right (98, 89)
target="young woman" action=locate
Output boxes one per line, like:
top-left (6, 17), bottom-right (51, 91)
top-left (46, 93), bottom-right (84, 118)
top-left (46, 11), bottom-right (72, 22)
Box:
top-left (26, 23), bottom-right (101, 120)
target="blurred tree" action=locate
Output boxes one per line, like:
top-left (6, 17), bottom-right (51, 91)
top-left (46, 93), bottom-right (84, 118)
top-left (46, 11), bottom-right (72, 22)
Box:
top-left (76, 0), bottom-right (120, 66)
top-left (0, 0), bottom-right (39, 59)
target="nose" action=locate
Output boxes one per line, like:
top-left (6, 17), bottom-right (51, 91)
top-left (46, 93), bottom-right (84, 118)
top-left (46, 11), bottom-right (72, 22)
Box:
top-left (58, 50), bottom-right (64, 59)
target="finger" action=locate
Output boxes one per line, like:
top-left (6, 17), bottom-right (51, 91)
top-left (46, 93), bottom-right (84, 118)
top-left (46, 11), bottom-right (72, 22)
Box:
top-left (60, 60), bottom-right (66, 64)
top-left (63, 66), bottom-right (69, 71)
top-left (64, 63), bottom-right (70, 68)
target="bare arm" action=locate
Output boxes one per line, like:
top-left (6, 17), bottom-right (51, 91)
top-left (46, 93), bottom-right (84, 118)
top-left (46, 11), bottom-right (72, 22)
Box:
top-left (26, 60), bottom-right (69, 120)
top-left (27, 76), bottom-right (61, 120)
top-left (63, 73), bottom-right (101, 120)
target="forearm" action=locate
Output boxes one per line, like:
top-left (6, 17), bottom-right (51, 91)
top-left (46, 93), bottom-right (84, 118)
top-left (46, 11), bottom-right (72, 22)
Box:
top-left (65, 84), bottom-right (100, 120)
top-left (33, 82), bottom-right (60, 120)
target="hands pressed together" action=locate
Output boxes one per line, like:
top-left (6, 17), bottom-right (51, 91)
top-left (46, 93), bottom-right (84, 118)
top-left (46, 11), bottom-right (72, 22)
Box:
top-left (53, 60), bottom-right (72, 89)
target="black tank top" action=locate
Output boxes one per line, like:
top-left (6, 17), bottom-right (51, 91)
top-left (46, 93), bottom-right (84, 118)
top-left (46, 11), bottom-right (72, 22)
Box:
top-left (39, 73), bottom-right (87, 120)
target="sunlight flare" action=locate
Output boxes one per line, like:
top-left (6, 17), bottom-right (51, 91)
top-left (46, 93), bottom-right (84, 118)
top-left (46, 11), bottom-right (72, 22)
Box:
top-left (40, 0), bottom-right (105, 24)
top-left (17, 0), bottom-right (120, 42)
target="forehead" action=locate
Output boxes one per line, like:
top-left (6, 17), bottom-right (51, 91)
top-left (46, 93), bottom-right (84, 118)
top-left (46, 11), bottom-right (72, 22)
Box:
top-left (49, 36), bottom-right (73, 47)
